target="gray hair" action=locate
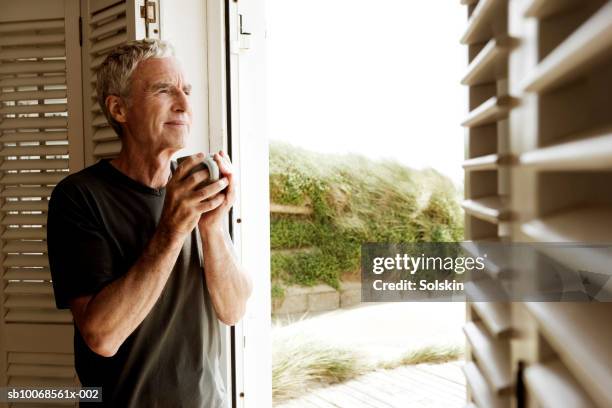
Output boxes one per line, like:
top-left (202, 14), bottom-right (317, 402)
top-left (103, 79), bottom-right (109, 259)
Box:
top-left (96, 39), bottom-right (175, 138)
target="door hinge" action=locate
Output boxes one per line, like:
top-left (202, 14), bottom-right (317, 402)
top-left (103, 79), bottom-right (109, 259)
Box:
top-left (140, 1), bottom-right (157, 23)
top-left (78, 16), bottom-right (83, 47)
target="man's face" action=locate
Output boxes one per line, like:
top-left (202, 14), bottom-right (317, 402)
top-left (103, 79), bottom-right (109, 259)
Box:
top-left (121, 57), bottom-right (193, 151)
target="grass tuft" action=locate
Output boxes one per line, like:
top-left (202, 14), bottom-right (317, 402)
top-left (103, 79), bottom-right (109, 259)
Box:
top-left (377, 344), bottom-right (464, 370)
top-left (272, 327), bottom-right (463, 404)
top-left (272, 333), bottom-right (370, 403)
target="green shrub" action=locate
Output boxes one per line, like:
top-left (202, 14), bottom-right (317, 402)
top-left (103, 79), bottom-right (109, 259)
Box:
top-left (270, 142), bottom-right (463, 292)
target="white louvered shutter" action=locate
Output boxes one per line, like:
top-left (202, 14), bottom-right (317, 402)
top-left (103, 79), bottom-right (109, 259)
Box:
top-left (0, 0), bottom-right (161, 398)
top-left (0, 0), bottom-right (83, 396)
top-left (461, 1), bottom-right (612, 407)
top-left (80, 0), bottom-right (160, 165)
top-left (460, 1), bottom-right (513, 406)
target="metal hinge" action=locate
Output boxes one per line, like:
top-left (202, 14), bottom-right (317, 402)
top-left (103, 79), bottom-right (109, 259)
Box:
top-left (140, 1), bottom-right (157, 23)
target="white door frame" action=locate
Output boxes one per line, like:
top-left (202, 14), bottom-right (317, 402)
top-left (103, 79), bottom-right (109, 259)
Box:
top-left (207, 1), bottom-right (271, 407)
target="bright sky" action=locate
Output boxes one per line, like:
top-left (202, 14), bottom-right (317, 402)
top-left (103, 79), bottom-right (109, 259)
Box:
top-left (266, 0), bottom-right (467, 186)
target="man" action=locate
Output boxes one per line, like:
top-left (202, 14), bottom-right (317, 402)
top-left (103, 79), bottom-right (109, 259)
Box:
top-left (47, 39), bottom-right (252, 407)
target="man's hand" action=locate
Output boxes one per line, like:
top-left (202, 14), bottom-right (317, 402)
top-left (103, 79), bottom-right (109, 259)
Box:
top-left (197, 151), bottom-right (236, 233)
top-left (159, 153), bottom-right (228, 239)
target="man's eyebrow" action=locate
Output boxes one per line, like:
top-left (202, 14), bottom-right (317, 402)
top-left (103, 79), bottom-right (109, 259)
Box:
top-left (147, 82), bottom-right (171, 91)
top-left (148, 82), bottom-right (193, 93)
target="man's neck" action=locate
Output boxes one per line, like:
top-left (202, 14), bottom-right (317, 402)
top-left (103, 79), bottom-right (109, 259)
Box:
top-left (110, 143), bottom-right (175, 189)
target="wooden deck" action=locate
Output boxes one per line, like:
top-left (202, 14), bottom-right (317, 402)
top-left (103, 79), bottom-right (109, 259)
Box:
top-left (276, 361), bottom-right (466, 408)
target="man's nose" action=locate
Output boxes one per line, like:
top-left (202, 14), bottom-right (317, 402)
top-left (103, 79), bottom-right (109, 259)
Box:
top-left (172, 90), bottom-right (190, 112)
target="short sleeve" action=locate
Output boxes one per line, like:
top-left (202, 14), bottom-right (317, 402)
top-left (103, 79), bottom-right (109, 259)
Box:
top-left (47, 184), bottom-right (116, 309)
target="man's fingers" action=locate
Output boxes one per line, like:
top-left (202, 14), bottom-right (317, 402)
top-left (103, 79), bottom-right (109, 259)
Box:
top-left (196, 193), bottom-right (225, 212)
top-left (174, 153), bottom-right (205, 180)
top-left (193, 177), bottom-right (228, 201)
top-left (225, 179), bottom-right (236, 206)
top-left (184, 167), bottom-right (211, 191)
top-left (215, 151), bottom-right (233, 176)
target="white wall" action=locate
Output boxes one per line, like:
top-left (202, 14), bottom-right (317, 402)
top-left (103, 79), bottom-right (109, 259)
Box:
top-left (160, 0), bottom-right (210, 157)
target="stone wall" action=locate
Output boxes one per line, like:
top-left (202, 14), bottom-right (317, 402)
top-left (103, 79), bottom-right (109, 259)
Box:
top-left (272, 282), bottom-right (361, 316)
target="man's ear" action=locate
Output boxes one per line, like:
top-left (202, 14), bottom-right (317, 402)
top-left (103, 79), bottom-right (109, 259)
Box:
top-left (106, 95), bottom-right (128, 124)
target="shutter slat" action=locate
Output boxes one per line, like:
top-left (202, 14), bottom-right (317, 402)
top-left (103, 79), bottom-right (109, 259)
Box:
top-left (462, 197), bottom-right (511, 224)
top-left (3, 268), bottom-right (51, 280)
top-left (0, 33), bottom-right (65, 47)
top-left (462, 38), bottom-right (509, 86)
top-left (90, 2), bottom-right (127, 24)
top-left (471, 302), bottom-right (512, 338)
top-left (8, 363), bottom-right (75, 378)
top-left (0, 104), bottom-right (68, 115)
top-left (463, 362), bottom-right (511, 408)
top-left (0, 187), bottom-right (53, 198)
top-left (1, 172), bottom-right (66, 185)
top-left (92, 113), bottom-right (109, 127)
top-left (0, 61), bottom-right (66, 75)
top-left (526, 303), bottom-right (612, 408)
top-left (8, 352), bottom-right (73, 366)
top-left (523, 2), bottom-right (612, 92)
top-left (462, 96), bottom-right (514, 127)
top-left (0, 75), bottom-right (66, 88)
top-left (0, 19), bottom-right (64, 33)
top-left (5, 310), bottom-right (72, 323)
top-left (461, 242), bottom-right (507, 278)
top-left (3, 241), bottom-right (48, 253)
top-left (520, 130), bottom-right (612, 171)
top-left (90, 53), bottom-right (107, 70)
top-left (524, 360), bottom-right (597, 408)
top-left (8, 376), bottom-right (76, 387)
top-left (5, 295), bottom-right (56, 309)
top-left (464, 321), bottom-right (513, 394)
top-left (2, 227), bottom-right (47, 240)
top-left (1, 215), bottom-right (47, 226)
top-left (0, 131), bottom-right (67, 143)
top-left (0, 159), bottom-right (68, 170)
top-left (463, 154), bottom-right (512, 171)
top-left (1, 201), bottom-right (48, 211)
top-left (0, 89), bottom-right (67, 102)
top-left (0, 46), bottom-right (65, 60)
top-left (93, 140), bottom-right (122, 157)
top-left (0, 116), bottom-right (68, 130)
top-left (90, 16), bottom-right (127, 40)
top-left (0, 145), bottom-right (69, 156)
top-left (89, 31), bottom-right (127, 55)
top-left (524, 0), bottom-right (583, 18)
top-left (5, 281), bottom-right (53, 295)
top-left (461, 0), bottom-right (507, 44)
top-left (522, 206), bottom-right (612, 242)
top-left (3, 254), bottom-right (49, 267)
top-left (93, 127), bottom-right (117, 142)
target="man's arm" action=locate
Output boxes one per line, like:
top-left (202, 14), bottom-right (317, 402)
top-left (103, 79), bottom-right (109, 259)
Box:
top-left (69, 227), bottom-right (184, 357)
top-left (198, 151), bottom-right (252, 325)
top-left (201, 226), bottom-right (253, 326)
top-left (68, 154), bottom-right (225, 357)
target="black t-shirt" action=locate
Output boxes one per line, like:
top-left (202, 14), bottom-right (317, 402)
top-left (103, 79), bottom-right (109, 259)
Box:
top-left (47, 159), bottom-right (227, 408)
